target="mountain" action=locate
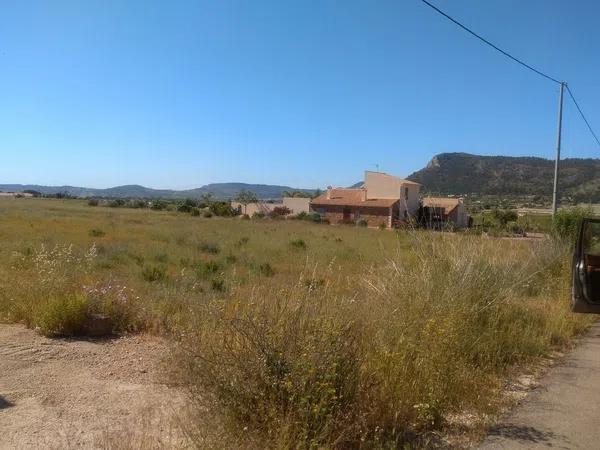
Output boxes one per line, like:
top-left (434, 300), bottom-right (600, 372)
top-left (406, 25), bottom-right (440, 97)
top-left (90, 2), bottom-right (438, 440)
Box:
top-left (407, 152), bottom-right (600, 203)
top-left (0, 183), bottom-right (315, 200)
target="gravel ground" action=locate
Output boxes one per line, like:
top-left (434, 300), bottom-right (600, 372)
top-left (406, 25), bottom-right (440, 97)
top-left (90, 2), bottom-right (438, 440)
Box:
top-left (0, 324), bottom-right (188, 449)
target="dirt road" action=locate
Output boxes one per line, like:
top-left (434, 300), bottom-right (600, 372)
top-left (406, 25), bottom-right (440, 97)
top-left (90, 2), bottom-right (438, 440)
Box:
top-left (0, 324), bottom-right (187, 449)
top-left (480, 322), bottom-right (600, 449)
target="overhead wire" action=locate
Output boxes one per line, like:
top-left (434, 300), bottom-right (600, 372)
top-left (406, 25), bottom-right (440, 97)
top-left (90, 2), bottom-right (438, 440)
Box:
top-left (419, 0), bottom-right (600, 149)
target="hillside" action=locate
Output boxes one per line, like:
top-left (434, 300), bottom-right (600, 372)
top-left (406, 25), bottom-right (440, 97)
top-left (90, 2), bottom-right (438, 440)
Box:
top-left (0, 183), bottom-right (314, 200)
top-left (407, 152), bottom-right (600, 203)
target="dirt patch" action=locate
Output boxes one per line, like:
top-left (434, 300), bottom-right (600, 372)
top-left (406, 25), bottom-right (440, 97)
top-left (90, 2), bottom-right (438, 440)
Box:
top-left (0, 324), bottom-right (188, 449)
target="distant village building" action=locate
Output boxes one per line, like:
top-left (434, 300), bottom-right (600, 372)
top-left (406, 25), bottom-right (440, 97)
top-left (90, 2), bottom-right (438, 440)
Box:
top-left (282, 197), bottom-right (310, 215)
top-left (232, 197), bottom-right (311, 216)
top-left (310, 171), bottom-right (421, 228)
top-left (421, 197), bottom-right (469, 229)
top-left (0, 192), bottom-right (34, 198)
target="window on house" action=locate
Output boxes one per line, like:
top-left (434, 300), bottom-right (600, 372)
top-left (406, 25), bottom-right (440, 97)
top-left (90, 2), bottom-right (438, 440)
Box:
top-left (404, 187), bottom-right (409, 201)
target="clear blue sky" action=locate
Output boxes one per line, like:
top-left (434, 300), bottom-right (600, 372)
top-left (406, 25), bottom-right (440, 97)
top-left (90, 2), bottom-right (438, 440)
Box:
top-left (1, 0), bottom-right (599, 189)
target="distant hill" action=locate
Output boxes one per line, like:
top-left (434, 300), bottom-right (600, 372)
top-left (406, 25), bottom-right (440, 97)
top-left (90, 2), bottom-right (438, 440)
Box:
top-left (0, 183), bottom-right (315, 200)
top-left (407, 152), bottom-right (600, 203)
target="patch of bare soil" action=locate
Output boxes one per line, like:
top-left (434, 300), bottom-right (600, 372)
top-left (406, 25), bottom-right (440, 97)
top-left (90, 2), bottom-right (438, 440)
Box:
top-left (0, 324), bottom-right (188, 449)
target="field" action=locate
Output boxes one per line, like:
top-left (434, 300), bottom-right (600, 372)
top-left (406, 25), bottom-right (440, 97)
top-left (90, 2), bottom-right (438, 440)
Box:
top-left (0, 198), bottom-right (593, 448)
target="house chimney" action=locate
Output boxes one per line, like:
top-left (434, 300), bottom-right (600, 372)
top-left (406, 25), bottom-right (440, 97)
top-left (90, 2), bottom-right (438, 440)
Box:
top-left (361, 188), bottom-right (367, 202)
top-left (326, 186), bottom-right (333, 200)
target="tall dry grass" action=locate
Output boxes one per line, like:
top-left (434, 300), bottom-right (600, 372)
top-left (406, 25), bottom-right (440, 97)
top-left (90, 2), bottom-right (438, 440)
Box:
top-left (177, 232), bottom-right (592, 448)
top-left (0, 199), bottom-right (593, 447)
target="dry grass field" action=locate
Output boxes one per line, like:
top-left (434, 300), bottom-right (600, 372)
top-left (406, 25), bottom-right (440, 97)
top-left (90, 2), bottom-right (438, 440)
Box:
top-left (0, 197), bottom-right (593, 448)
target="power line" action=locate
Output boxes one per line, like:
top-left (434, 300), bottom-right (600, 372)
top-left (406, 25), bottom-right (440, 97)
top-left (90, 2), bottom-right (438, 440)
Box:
top-left (419, 0), bottom-right (562, 84)
top-left (566, 85), bottom-right (600, 148)
top-left (420, 0), bottom-right (600, 149)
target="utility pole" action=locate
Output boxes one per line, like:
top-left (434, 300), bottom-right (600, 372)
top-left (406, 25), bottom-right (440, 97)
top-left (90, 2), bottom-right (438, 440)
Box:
top-left (552, 82), bottom-right (565, 216)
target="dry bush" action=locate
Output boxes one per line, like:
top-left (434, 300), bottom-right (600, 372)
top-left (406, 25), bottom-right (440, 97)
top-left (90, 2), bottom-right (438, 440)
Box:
top-left (176, 232), bottom-right (592, 448)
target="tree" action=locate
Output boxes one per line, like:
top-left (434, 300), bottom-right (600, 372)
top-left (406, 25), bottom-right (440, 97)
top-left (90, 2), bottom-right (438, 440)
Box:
top-left (235, 190), bottom-right (258, 215)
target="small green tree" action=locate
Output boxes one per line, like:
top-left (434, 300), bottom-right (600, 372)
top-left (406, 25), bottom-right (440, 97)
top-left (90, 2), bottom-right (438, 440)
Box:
top-left (235, 190), bottom-right (258, 215)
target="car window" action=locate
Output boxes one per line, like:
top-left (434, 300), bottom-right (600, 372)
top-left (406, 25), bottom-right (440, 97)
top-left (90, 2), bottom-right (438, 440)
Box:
top-left (583, 221), bottom-right (600, 256)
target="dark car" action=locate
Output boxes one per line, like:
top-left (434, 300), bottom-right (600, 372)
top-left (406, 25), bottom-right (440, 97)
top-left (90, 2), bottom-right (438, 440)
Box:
top-left (572, 218), bottom-right (600, 313)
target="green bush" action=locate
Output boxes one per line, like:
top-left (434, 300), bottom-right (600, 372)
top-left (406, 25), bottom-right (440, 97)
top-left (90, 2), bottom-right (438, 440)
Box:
top-left (34, 294), bottom-right (88, 336)
top-left (141, 265), bottom-right (167, 282)
top-left (210, 278), bottom-right (226, 292)
top-left (290, 239), bottom-right (307, 249)
top-left (151, 200), bottom-right (168, 211)
top-left (552, 207), bottom-right (593, 243)
top-left (196, 260), bottom-right (222, 279)
top-left (256, 262), bottom-right (275, 277)
top-left (108, 199), bottom-right (125, 208)
top-left (190, 207), bottom-right (201, 217)
top-left (87, 198), bottom-right (99, 207)
top-left (356, 219), bottom-right (368, 227)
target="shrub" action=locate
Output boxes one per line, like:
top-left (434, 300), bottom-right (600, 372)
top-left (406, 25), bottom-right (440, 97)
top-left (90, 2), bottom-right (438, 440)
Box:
top-left (252, 212), bottom-right (265, 219)
top-left (203, 210), bottom-right (213, 218)
top-left (552, 206), bottom-right (593, 243)
top-left (378, 222), bottom-right (386, 230)
top-left (210, 202), bottom-right (235, 217)
top-left (108, 199), bottom-right (126, 208)
top-left (129, 199), bottom-right (148, 209)
top-left (196, 260), bottom-right (222, 279)
top-left (199, 242), bottom-right (220, 255)
top-left (210, 278), bottom-right (226, 292)
top-left (141, 265), bottom-right (166, 282)
top-left (87, 198), bottom-right (99, 207)
top-left (294, 211), bottom-right (308, 220)
top-left (190, 207), bottom-right (201, 217)
top-left (177, 199), bottom-right (197, 213)
top-left (491, 208), bottom-right (518, 226)
top-left (271, 206), bottom-right (291, 217)
top-left (290, 239), bottom-right (307, 249)
top-left (256, 262), bottom-right (275, 277)
top-left (89, 228), bottom-right (106, 237)
top-left (34, 294), bottom-right (88, 336)
top-left (356, 219), bottom-right (368, 227)
top-left (151, 200), bottom-right (168, 211)
top-left (177, 233), bottom-right (593, 448)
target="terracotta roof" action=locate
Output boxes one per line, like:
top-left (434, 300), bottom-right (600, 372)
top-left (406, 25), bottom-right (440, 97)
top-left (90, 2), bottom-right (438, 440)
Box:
top-left (422, 197), bottom-right (462, 213)
top-left (311, 189), bottom-right (398, 208)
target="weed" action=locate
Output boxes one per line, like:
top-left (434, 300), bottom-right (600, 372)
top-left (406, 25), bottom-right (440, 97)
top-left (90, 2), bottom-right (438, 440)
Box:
top-left (290, 239), bottom-right (307, 249)
top-left (141, 265), bottom-right (166, 282)
top-left (196, 260), bottom-right (222, 279)
top-left (199, 242), bottom-right (220, 255)
top-left (89, 228), bottom-right (106, 237)
top-left (210, 278), bottom-right (226, 292)
top-left (256, 262), bottom-right (275, 277)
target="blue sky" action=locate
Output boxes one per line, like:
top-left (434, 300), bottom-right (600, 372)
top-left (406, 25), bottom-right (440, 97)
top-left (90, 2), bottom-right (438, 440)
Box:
top-left (1, 0), bottom-right (599, 189)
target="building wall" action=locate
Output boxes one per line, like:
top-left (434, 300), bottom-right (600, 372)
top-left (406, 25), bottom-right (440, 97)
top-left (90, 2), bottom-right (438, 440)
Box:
top-left (364, 171), bottom-right (420, 218)
top-left (231, 202), bottom-right (275, 216)
top-left (282, 197), bottom-right (310, 214)
top-left (448, 204), bottom-right (469, 228)
top-left (310, 204), bottom-right (392, 227)
top-left (364, 171), bottom-right (402, 199)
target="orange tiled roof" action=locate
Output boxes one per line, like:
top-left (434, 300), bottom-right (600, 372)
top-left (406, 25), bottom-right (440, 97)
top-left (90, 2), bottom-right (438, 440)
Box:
top-left (311, 189), bottom-right (398, 208)
top-left (422, 197), bottom-right (462, 213)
